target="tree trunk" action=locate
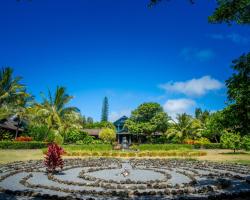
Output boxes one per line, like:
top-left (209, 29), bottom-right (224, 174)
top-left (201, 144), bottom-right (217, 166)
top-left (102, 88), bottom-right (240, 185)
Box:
top-left (15, 127), bottom-right (19, 139)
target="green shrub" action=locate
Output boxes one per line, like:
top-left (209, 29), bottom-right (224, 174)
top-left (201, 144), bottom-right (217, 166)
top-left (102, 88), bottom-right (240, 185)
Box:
top-left (242, 135), bottom-right (250, 151)
top-left (195, 137), bottom-right (211, 145)
top-left (99, 128), bottom-right (116, 144)
top-left (46, 131), bottom-right (55, 143)
top-left (0, 141), bottom-right (48, 149)
top-left (0, 129), bottom-right (13, 141)
top-left (75, 135), bottom-right (102, 145)
top-left (25, 125), bottom-right (51, 141)
top-left (220, 131), bottom-right (241, 153)
top-left (54, 134), bottom-right (64, 145)
top-left (64, 130), bottom-right (88, 143)
top-left (150, 135), bottom-right (170, 144)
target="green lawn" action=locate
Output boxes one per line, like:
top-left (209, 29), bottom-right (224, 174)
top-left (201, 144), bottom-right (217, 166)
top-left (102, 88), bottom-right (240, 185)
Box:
top-left (0, 146), bottom-right (250, 165)
top-left (0, 149), bottom-right (43, 164)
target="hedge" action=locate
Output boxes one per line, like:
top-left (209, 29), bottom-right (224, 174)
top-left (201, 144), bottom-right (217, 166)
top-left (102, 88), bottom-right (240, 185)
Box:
top-left (65, 150), bottom-right (207, 157)
top-left (131, 144), bottom-right (193, 151)
top-left (0, 141), bottom-right (48, 149)
top-left (62, 144), bottom-right (112, 151)
top-left (194, 143), bottom-right (222, 149)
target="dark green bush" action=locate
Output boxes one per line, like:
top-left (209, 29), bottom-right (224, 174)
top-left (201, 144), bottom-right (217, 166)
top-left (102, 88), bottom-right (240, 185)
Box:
top-left (25, 125), bottom-right (53, 142)
top-left (64, 130), bottom-right (88, 143)
top-left (149, 135), bottom-right (170, 144)
top-left (0, 129), bottom-right (13, 141)
top-left (0, 141), bottom-right (48, 149)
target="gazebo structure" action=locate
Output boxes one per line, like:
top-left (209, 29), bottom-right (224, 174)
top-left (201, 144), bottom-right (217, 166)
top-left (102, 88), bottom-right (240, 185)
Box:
top-left (113, 116), bottom-right (131, 145)
top-left (0, 116), bottom-right (24, 138)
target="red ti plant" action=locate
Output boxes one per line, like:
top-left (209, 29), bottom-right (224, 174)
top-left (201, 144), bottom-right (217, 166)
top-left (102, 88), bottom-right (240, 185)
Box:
top-left (44, 143), bottom-right (64, 173)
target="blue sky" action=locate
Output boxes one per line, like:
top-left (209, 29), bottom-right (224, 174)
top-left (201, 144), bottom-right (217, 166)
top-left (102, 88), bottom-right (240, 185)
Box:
top-left (1, 0), bottom-right (249, 121)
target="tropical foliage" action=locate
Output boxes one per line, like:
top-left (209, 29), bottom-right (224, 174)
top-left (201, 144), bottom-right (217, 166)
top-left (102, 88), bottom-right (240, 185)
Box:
top-left (99, 128), bottom-right (116, 144)
top-left (220, 131), bottom-right (241, 153)
top-left (125, 102), bottom-right (169, 143)
top-left (166, 113), bottom-right (203, 143)
top-left (44, 143), bottom-right (64, 173)
top-left (224, 53), bottom-right (250, 135)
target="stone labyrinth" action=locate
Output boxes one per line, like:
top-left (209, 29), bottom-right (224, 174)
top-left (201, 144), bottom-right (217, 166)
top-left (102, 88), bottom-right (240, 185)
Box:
top-left (0, 158), bottom-right (250, 200)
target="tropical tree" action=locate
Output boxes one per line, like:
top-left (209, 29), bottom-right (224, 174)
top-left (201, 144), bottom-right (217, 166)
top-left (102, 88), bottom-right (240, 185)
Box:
top-left (195, 108), bottom-right (210, 124)
top-left (202, 111), bottom-right (225, 143)
top-left (220, 130), bottom-right (241, 153)
top-left (166, 113), bottom-right (203, 143)
top-left (223, 53), bottom-right (250, 135)
top-left (0, 67), bottom-right (32, 138)
top-left (101, 96), bottom-right (109, 122)
top-left (0, 67), bottom-right (28, 107)
top-left (30, 86), bottom-right (81, 139)
top-left (149, 0), bottom-right (250, 24)
top-left (125, 102), bottom-right (169, 143)
top-left (86, 117), bottom-right (94, 124)
top-left (0, 105), bottom-right (12, 121)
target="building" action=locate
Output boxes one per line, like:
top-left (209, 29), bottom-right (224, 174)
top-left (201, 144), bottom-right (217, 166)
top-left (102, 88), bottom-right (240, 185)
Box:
top-left (83, 116), bottom-right (132, 144)
top-left (0, 116), bottom-right (24, 138)
top-left (113, 116), bottom-right (132, 145)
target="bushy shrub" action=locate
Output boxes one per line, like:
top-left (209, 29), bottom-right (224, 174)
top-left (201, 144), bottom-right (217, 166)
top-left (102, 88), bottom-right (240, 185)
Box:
top-left (26, 125), bottom-right (52, 141)
top-left (54, 134), bottom-right (64, 145)
top-left (64, 130), bottom-right (88, 143)
top-left (0, 129), bottom-right (13, 141)
top-left (15, 136), bottom-right (33, 142)
top-left (220, 131), bottom-right (241, 153)
top-left (196, 137), bottom-right (211, 145)
top-left (44, 143), bottom-right (64, 173)
top-left (46, 131), bottom-right (56, 143)
top-left (0, 141), bottom-right (47, 149)
top-left (76, 136), bottom-right (103, 145)
top-left (242, 135), bottom-right (250, 151)
top-left (99, 128), bottom-right (116, 144)
top-left (150, 135), bottom-right (169, 144)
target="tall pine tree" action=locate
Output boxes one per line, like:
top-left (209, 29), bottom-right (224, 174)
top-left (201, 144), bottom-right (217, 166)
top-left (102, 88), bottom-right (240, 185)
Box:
top-left (101, 96), bottom-right (109, 122)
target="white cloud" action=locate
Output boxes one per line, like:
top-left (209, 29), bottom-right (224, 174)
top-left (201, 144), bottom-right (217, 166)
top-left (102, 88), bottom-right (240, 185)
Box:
top-left (180, 48), bottom-right (215, 62)
top-left (163, 99), bottom-right (196, 120)
top-left (110, 109), bottom-right (131, 122)
top-left (208, 33), bottom-right (250, 45)
top-left (159, 76), bottom-right (224, 97)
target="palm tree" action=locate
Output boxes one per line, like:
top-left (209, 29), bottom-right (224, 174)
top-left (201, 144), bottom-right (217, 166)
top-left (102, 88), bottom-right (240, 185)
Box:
top-left (166, 113), bottom-right (203, 143)
top-left (0, 67), bottom-right (32, 138)
top-left (33, 86), bottom-right (81, 136)
top-left (0, 67), bottom-right (26, 106)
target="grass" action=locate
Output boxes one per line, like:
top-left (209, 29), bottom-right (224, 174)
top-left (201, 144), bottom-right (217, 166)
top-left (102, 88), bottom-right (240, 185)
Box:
top-left (0, 147), bottom-right (250, 166)
top-left (197, 149), bottom-right (250, 165)
top-left (0, 149), bottom-right (43, 164)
